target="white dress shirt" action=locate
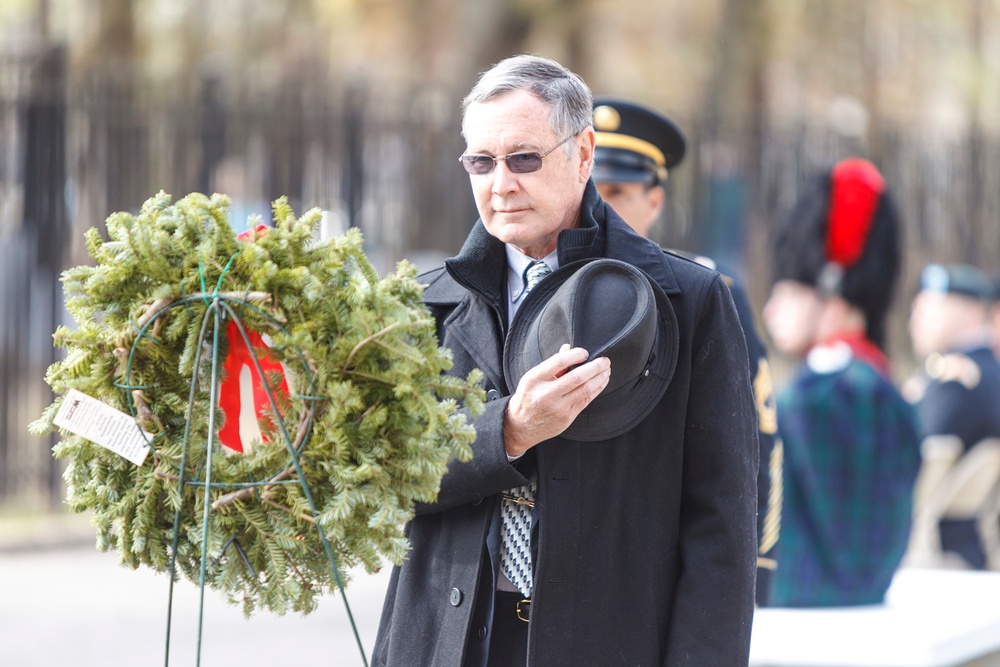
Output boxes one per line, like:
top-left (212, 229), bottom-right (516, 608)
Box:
top-left (505, 245), bottom-right (558, 328)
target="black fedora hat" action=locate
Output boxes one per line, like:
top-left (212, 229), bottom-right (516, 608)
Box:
top-left (503, 258), bottom-right (679, 442)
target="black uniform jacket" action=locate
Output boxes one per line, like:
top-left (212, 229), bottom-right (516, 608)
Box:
top-left (373, 181), bottom-right (759, 666)
top-left (915, 343), bottom-right (1000, 568)
top-left (917, 344), bottom-right (1000, 454)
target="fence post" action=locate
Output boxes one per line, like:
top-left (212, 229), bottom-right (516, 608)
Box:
top-left (27, 44), bottom-right (67, 506)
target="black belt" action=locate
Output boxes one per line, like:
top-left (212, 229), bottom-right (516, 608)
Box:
top-left (495, 590), bottom-right (532, 623)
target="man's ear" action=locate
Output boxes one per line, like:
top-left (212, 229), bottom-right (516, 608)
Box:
top-left (647, 184), bottom-right (666, 219)
top-left (578, 127), bottom-right (596, 182)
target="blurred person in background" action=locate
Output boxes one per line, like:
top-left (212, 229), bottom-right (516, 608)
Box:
top-left (906, 263), bottom-right (1000, 569)
top-left (591, 97), bottom-right (780, 605)
top-left (761, 158), bottom-right (920, 607)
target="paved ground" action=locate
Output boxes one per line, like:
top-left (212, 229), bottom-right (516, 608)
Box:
top-left (0, 513), bottom-right (392, 667)
top-left (9, 514), bottom-right (1000, 666)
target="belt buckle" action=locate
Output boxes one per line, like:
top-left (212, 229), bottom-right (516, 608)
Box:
top-left (516, 598), bottom-right (531, 623)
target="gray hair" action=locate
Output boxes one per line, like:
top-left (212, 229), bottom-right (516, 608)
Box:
top-left (461, 54), bottom-right (593, 149)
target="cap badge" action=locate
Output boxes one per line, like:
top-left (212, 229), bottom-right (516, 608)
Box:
top-left (593, 105), bottom-right (621, 131)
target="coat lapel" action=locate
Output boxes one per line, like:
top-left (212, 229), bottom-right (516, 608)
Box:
top-left (444, 296), bottom-right (508, 393)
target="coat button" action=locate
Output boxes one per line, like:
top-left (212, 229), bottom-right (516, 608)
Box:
top-left (472, 496), bottom-right (483, 506)
top-left (449, 587), bottom-right (463, 606)
top-left (477, 625), bottom-right (488, 640)
top-left (486, 389), bottom-right (500, 402)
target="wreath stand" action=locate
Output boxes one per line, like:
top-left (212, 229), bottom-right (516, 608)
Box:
top-left (35, 194), bottom-right (479, 667)
top-left (126, 279), bottom-right (370, 667)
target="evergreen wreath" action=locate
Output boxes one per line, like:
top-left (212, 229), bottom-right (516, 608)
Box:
top-left (30, 191), bottom-right (484, 616)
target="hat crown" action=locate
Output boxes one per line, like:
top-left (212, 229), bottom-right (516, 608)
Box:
top-left (504, 258), bottom-right (678, 442)
top-left (535, 263), bottom-right (655, 393)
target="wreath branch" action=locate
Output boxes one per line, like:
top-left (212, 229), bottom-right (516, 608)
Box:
top-left (262, 497), bottom-right (316, 524)
top-left (132, 389), bottom-right (165, 432)
top-left (343, 321), bottom-right (408, 368)
top-left (155, 469), bottom-right (180, 482)
top-left (136, 292), bottom-right (273, 329)
top-left (211, 404), bottom-right (314, 510)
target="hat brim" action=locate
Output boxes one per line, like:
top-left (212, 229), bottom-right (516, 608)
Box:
top-left (592, 146), bottom-right (661, 185)
top-left (591, 162), bottom-right (656, 185)
top-left (503, 258), bottom-right (679, 442)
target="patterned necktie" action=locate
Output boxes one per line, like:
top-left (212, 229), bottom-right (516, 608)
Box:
top-left (501, 259), bottom-right (550, 597)
top-left (523, 259), bottom-right (551, 294)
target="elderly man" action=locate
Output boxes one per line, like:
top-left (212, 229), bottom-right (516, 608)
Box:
top-left (908, 263), bottom-right (1000, 569)
top-left (373, 55), bottom-right (758, 666)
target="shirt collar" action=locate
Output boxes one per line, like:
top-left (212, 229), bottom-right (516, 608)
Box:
top-left (506, 245), bottom-right (558, 325)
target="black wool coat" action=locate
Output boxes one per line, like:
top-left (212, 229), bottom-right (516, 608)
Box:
top-left (373, 181), bottom-right (759, 666)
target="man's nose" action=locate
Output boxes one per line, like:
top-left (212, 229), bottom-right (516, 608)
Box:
top-left (491, 160), bottom-right (520, 195)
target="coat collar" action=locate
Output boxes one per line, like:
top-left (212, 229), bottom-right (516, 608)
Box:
top-left (442, 180), bottom-right (680, 303)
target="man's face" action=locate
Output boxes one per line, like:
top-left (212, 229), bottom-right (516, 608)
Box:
top-left (462, 89), bottom-right (594, 259)
top-left (763, 280), bottom-right (825, 357)
top-left (909, 290), bottom-right (986, 359)
top-left (595, 180), bottom-right (664, 238)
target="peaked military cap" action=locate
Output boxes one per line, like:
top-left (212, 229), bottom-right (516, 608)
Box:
top-left (920, 263), bottom-right (997, 301)
top-left (592, 98), bottom-right (686, 186)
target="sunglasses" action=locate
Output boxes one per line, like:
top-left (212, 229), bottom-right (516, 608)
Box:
top-left (459, 134), bottom-right (576, 176)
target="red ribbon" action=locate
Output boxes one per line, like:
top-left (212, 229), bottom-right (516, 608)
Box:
top-left (236, 223), bottom-right (270, 241)
top-left (826, 159), bottom-right (885, 267)
top-left (218, 320), bottom-right (289, 453)
top-left (217, 223), bottom-right (289, 453)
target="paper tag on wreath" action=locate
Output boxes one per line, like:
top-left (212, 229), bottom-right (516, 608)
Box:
top-left (217, 319), bottom-right (290, 454)
top-left (53, 389), bottom-right (152, 466)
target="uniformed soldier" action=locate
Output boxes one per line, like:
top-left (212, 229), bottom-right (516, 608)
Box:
top-left (762, 158), bottom-right (920, 607)
top-left (591, 97), bottom-right (781, 604)
top-left (908, 262), bottom-right (1000, 569)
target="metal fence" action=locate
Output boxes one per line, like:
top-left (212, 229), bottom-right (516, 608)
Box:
top-left (0, 47), bottom-right (479, 511)
top-left (2, 45), bottom-right (1000, 512)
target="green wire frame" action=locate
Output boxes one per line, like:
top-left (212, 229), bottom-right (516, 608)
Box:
top-left (122, 286), bottom-right (370, 667)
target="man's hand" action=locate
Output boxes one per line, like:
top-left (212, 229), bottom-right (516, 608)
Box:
top-left (504, 344), bottom-right (611, 457)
